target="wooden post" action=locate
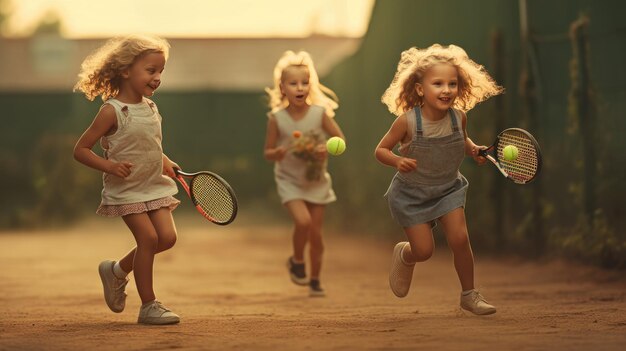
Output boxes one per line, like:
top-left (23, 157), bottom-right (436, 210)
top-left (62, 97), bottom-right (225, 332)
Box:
top-left (569, 15), bottom-right (595, 226)
top-left (490, 29), bottom-right (506, 249)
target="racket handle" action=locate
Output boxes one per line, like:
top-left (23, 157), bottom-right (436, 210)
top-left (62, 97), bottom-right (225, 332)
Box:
top-left (174, 174), bottom-right (191, 196)
top-left (174, 168), bottom-right (194, 177)
top-left (485, 154), bottom-right (509, 178)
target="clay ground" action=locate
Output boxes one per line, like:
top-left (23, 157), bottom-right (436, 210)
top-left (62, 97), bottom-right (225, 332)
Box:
top-left (1, 216), bottom-right (625, 351)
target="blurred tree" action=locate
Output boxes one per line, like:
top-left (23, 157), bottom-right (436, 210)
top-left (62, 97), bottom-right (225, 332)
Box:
top-left (32, 9), bottom-right (63, 35)
top-left (0, 0), bottom-right (11, 37)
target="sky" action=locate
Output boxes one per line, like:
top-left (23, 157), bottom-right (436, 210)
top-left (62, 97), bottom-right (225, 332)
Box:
top-left (1, 0), bottom-right (375, 38)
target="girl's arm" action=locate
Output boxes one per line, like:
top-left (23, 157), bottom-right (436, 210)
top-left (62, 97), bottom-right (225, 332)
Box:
top-left (460, 111), bottom-right (487, 165)
top-left (317, 113), bottom-right (346, 159)
top-left (263, 114), bottom-right (287, 161)
top-left (321, 113), bottom-right (345, 140)
top-left (374, 115), bottom-right (417, 172)
top-left (162, 154), bottom-right (180, 178)
top-left (73, 104), bottom-right (134, 178)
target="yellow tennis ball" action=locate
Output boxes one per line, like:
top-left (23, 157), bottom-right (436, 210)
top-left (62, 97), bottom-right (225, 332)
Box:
top-left (502, 145), bottom-right (519, 161)
top-left (326, 136), bottom-right (346, 156)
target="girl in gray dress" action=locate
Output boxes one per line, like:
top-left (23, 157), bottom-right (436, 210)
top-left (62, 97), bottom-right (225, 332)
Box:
top-left (375, 44), bottom-right (503, 315)
top-left (264, 51), bottom-right (345, 297)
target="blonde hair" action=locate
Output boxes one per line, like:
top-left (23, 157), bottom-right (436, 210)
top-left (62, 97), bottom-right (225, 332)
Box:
top-left (265, 50), bottom-right (339, 117)
top-left (74, 34), bottom-right (170, 101)
top-left (381, 44), bottom-right (503, 116)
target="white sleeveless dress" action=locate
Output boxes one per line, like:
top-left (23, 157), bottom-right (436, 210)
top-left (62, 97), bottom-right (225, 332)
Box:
top-left (272, 105), bottom-right (336, 205)
top-left (96, 97), bottom-right (179, 217)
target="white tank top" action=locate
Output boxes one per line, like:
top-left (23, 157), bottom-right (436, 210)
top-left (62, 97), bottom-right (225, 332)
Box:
top-left (398, 108), bottom-right (464, 155)
top-left (99, 98), bottom-right (178, 205)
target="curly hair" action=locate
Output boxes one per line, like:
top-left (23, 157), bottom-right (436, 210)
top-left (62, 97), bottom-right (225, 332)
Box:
top-left (265, 50), bottom-right (339, 118)
top-left (73, 34), bottom-right (170, 101)
top-left (381, 44), bottom-right (503, 116)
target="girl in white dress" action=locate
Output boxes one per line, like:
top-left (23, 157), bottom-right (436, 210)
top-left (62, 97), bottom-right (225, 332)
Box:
top-left (264, 51), bottom-right (345, 297)
top-left (74, 35), bottom-right (181, 324)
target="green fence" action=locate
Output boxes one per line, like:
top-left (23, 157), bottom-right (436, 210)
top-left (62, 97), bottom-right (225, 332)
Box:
top-left (1, 0), bottom-right (624, 267)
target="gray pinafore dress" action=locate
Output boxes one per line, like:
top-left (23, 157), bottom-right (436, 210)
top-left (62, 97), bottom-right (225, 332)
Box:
top-left (384, 107), bottom-right (469, 228)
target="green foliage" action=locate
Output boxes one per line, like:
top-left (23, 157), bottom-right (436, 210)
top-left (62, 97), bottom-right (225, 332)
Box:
top-left (0, 0), bottom-right (10, 36)
top-left (1, 0), bottom-right (625, 270)
top-left (551, 210), bottom-right (626, 269)
top-left (0, 133), bottom-right (100, 227)
top-left (32, 10), bottom-right (63, 36)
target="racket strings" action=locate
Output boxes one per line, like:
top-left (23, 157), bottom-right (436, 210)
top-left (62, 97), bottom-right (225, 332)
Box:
top-left (191, 174), bottom-right (235, 223)
top-left (497, 131), bottom-right (539, 183)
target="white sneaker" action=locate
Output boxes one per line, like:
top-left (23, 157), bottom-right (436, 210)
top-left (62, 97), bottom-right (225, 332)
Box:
top-left (138, 300), bottom-right (180, 325)
top-left (389, 242), bottom-right (415, 298)
top-left (98, 260), bottom-right (129, 313)
top-left (460, 290), bottom-right (497, 315)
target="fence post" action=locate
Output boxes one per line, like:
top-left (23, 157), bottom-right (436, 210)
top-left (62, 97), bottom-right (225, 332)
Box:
top-left (569, 15), bottom-right (595, 227)
top-left (519, 0), bottom-right (545, 255)
top-left (490, 29), bottom-right (506, 249)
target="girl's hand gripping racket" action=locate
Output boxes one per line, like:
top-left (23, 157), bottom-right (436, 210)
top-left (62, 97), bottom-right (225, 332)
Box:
top-left (174, 168), bottom-right (238, 225)
top-left (478, 128), bottom-right (542, 184)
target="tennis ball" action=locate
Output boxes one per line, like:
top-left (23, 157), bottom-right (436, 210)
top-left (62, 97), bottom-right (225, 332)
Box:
top-left (502, 145), bottom-right (519, 161)
top-left (326, 136), bottom-right (346, 156)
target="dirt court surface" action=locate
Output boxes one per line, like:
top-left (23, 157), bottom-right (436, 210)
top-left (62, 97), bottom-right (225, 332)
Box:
top-left (1, 216), bottom-right (625, 351)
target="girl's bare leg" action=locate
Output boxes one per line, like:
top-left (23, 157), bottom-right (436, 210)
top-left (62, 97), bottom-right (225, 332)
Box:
top-left (305, 202), bottom-right (325, 279)
top-left (403, 222), bottom-right (435, 263)
top-left (122, 212), bottom-right (157, 304)
top-left (284, 200), bottom-right (312, 262)
top-left (117, 208), bottom-right (177, 274)
top-left (439, 207), bottom-right (474, 291)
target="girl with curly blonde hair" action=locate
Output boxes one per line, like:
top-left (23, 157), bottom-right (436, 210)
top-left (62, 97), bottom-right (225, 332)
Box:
top-left (74, 34), bottom-right (181, 325)
top-left (264, 50), bottom-right (345, 297)
top-left (265, 50), bottom-right (339, 118)
top-left (375, 44), bottom-right (503, 315)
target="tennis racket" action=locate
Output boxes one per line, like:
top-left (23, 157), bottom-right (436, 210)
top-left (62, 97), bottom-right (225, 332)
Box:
top-left (174, 168), bottom-right (238, 225)
top-left (478, 128), bottom-right (542, 184)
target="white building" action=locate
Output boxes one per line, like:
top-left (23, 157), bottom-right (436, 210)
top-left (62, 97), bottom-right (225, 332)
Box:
top-left (0, 34), bottom-right (361, 92)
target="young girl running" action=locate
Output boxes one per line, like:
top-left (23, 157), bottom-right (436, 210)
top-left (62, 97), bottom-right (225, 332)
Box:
top-left (264, 51), bottom-right (345, 297)
top-left (375, 44), bottom-right (503, 315)
top-left (73, 35), bottom-right (181, 324)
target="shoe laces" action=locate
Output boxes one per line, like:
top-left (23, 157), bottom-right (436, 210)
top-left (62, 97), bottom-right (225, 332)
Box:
top-left (114, 278), bottom-right (129, 292)
top-left (151, 300), bottom-right (171, 313)
top-left (471, 291), bottom-right (487, 304)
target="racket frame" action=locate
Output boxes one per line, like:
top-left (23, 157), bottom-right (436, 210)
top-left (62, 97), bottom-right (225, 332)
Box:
top-left (478, 128), bottom-right (542, 184)
top-left (174, 169), bottom-right (238, 225)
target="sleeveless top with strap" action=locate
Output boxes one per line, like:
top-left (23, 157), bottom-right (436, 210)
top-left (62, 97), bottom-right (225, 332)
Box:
top-left (384, 107), bottom-right (469, 227)
top-left (99, 98), bottom-right (178, 205)
top-left (272, 105), bottom-right (336, 204)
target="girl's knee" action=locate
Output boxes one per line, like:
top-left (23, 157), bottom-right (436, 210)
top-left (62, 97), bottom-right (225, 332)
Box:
top-left (158, 233), bottom-right (177, 252)
top-left (159, 235), bottom-right (177, 252)
top-left (411, 247), bottom-right (433, 262)
top-left (138, 234), bottom-right (159, 252)
top-left (294, 218), bottom-right (312, 232)
top-left (447, 232), bottom-right (470, 250)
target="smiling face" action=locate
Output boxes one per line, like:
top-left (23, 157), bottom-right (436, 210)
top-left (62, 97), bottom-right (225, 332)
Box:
top-left (122, 51), bottom-right (166, 101)
top-left (280, 65), bottom-right (310, 108)
top-left (415, 63), bottom-right (459, 114)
